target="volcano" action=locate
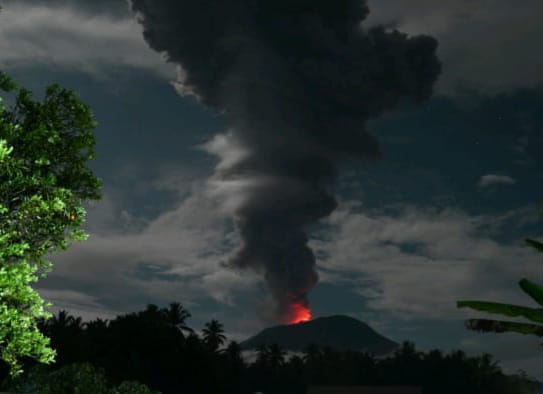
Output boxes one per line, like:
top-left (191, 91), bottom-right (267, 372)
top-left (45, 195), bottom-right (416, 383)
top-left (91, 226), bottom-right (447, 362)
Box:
top-left (240, 315), bottom-right (399, 356)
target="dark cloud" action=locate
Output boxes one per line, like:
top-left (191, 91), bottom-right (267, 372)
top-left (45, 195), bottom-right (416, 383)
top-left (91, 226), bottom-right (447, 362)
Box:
top-left (129, 0), bottom-right (440, 323)
top-left (365, 0), bottom-right (543, 96)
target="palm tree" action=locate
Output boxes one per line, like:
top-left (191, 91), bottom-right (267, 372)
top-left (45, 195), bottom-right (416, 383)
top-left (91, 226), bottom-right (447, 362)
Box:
top-left (256, 344), bottom-right (270, 367)
top-left (160, 302), bottom-right (193, 337)
top-left (68, 315), bottom-right (84, 333)
top-left (83, 318), bottom-right (109, 332)
top-left (423, 348), bottom-right (444, 368)
top-left (267, 344), bottom-right (286, 369)
top-left (140, 304), bottom-right (162, 320)
top-left (222, 340), bottom-right (245, 367)
top-left (201, 319), bottom-right (226, 352)
top-left (393, 340), bottom-right (423, 363)
top-left (302, 343), bottom-right (322, 365)
top-left (469, 352), bottom-right (502, 385)
top-left (46, 310), bottom-right (76, 337)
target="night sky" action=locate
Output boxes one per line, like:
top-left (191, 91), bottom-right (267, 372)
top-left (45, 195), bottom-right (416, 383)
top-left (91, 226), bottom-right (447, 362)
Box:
top-left (1, 0), bottom-right (543, 380)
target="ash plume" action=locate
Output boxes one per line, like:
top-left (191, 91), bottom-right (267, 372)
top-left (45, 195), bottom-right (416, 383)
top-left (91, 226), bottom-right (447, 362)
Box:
top-left (129, 0), bottom-right (441, 323)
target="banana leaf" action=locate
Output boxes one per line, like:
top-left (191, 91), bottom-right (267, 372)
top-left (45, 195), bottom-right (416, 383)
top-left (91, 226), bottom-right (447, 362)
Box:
top-left (525, 238), bottom-right (543, 253)
top-left (464, 318), bottom-right (543, 337)
top-left (456, 300), bottom-right (543, 323)
top-left (518, 278), bottom-right (543, 307)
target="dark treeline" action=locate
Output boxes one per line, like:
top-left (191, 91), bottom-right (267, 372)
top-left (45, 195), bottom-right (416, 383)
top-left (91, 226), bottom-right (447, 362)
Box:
top-left (0, 302), bottom-right (540, 394)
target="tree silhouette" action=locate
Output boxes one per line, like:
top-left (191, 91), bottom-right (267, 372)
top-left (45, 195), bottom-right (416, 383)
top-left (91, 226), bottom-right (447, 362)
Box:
top-left (255, 344), bottom-right (270, 367)
top-left (3, 302), bottom-right (540, 393)
top-left (160, 302), bottom-right (193, 337)
top-left (222, 340), bottom-right (244, 366)
top-left (84, 318), bottom-right (109, 332)
top-left (302, 343), bottom-right (322, 365)
top-left (202, 319), bottom-right (226, 352)
top-left (267, 344), bottom-right (287, 369)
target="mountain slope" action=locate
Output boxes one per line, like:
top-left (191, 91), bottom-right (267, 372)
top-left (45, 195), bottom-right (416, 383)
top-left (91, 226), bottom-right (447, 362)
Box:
top-left (240, 315), bottom-right (399, 356)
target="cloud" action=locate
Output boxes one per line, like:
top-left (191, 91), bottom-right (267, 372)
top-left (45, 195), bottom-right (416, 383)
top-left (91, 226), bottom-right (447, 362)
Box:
top-left (37, 288), bottom-right (123, 323)
top-left (365, 0), bottom-right (543, 96)
top-left (310, 200), bottom-right (543, 322)
top-left (0, 2), bottom-right (174, 78)
top-left (36, 163), bottom-right (258, 322)
top-left (478, 174), bottom-right (516, 188)
top-left (2, 0), bottom-right (541, 99)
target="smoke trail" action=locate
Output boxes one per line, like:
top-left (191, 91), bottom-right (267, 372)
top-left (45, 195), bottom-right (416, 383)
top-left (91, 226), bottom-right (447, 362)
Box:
top-left (129, 0), bottom-right (441, 323)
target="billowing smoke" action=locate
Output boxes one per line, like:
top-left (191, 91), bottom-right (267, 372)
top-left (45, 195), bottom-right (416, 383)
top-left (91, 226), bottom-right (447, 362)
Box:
top-left (129, 0), bottom-right (441, 324)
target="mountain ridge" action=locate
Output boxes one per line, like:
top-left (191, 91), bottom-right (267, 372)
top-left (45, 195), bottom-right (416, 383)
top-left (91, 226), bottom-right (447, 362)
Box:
top-left (240, 315), bottom-right (399, 357)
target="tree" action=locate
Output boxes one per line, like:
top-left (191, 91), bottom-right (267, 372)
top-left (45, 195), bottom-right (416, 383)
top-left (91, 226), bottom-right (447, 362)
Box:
top-left (456, 200), bottom-right (543, 345)
top-left (302, 343), bottom-right (322, 365)
top-left (201, 319), bottom-right (226, 352)
top-left (267, 343), bottom-right (287, 369)
top-left (84, 317), bottom-right (110, 332)
top-left (222, 340), bottom-right (244, 367)
top-left (0, 69), bottom-right (102, 377)
top-left (255, 344), bottom-right (270, 367)
top-left (160, 302), bottom-right (193, 337)
top-left (0, 362), bottom-right (159, 394)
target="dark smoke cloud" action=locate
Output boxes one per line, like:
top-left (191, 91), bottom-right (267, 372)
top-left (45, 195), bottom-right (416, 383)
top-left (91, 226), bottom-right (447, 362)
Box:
top-left (129, 0), bottom-right (441, 323)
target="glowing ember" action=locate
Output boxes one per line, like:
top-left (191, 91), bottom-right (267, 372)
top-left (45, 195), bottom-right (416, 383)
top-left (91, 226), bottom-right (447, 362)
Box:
top-left (287, 302), bottom-right (312, 325)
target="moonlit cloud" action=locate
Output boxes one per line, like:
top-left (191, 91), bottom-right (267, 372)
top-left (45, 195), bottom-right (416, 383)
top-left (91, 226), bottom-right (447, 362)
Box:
top-left (36, 162), bottom-right (255, 322)
top-left (310, 200), bottom-right (543, 322)
top-left (365, 0), bottom-right (543, 96)
top-left (0, 3), bottom-right (175, 78)
top-left (478, 174), bottom-right (516, 188)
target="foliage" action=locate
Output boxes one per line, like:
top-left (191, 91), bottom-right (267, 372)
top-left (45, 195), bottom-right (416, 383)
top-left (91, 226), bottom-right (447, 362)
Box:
top-left (0, 303), bottom-right (535, 394)
top-left (0, 361), bottom-right (160, 394)
top-left (457, 199), bottom-right (543, 343)
top-left (202, 319), bottom-right (226, 352)
top-left (0, 69), bottom-right (102, 377)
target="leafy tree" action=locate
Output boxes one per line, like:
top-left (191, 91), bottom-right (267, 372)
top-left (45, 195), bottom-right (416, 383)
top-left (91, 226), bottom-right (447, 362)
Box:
top-left (457, 200), bottom-right (543, 343)
top-left (0, 69), bottom-right (102, 377)
top-left (0, 362), bottom-right (159, 394)
top-left (113, 379), bottom-right (158, 394)
top-left (202, 319), bottom-right (226, 352)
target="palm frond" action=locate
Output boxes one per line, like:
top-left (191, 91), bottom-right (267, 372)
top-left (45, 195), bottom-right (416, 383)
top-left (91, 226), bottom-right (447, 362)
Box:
top-left (518, 278), bottom-right (543, 307)
top-left (525, 238), bottom-right (543, 253)
top-left (456, 300), bottom-right (543, 323)
top-left (464, 318), bottom-right (543, 337)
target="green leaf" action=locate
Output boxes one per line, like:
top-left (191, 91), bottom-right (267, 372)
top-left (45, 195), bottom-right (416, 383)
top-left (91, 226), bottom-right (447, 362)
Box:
top-left (0, 71), bottom-right (19, 92)
top-left (525, 238), bottom-right (543, 253)
top-left (456, 300), bottom-right (543, 323)
top-left (518, 278), bottom-right (543, 308)
top-left (464, 318), bottom-right (543, 336)
top-left (0, 76), bottom-right (102, 377)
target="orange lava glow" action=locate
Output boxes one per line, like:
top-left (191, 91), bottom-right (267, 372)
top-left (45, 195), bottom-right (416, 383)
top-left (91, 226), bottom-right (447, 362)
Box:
top-left (287, 303), bottom-right (312, 324)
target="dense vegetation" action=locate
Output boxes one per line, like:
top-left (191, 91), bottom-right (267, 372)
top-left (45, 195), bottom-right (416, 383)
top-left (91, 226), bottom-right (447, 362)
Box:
top-left (0, 303), bottom-right (540, 394)
top-left (0, 69), bottom-right (102, 377)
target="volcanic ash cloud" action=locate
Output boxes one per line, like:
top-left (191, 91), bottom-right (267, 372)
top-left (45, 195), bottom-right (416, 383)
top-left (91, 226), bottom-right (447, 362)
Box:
top-left (129, 0), bottom-right (441, 324)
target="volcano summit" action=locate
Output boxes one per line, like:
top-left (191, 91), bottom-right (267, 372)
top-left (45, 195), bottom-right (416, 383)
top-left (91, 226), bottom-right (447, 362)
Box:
top-left (240, 315), bottom-right (399, 357)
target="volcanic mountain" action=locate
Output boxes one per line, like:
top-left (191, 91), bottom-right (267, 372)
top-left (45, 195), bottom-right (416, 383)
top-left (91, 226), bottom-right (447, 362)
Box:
top-left (240, 315), bottom-right (399, 357)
